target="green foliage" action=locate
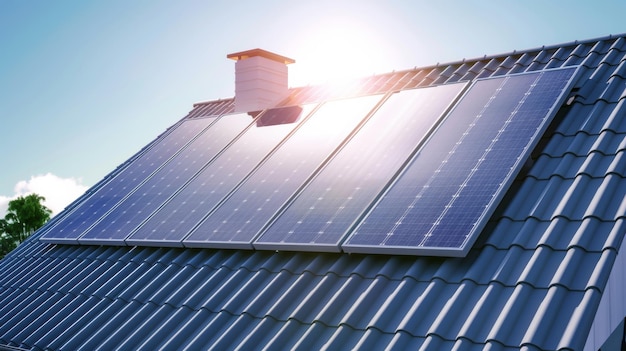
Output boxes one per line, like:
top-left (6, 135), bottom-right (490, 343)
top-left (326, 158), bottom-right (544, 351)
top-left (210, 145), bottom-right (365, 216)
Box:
top-left (0, 193), bottom-right (52, 259)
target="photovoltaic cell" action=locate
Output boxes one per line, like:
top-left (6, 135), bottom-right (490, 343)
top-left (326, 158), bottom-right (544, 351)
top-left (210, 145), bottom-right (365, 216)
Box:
top-left (342, 67), bottom-right (577, 256)
top-left (126, 105), bottom-right (314, 246)
top-left (183, 94), bottom-right (383, 248)
top-left (253, 83), bottom-right (467, 251)
top-left (39, 118), bottom-right (216, 244)
top-left (77, 111), bottom-right (264, 245)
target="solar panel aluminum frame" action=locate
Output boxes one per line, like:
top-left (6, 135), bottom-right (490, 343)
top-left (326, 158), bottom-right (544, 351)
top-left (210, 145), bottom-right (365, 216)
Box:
top-left (341, 66), bottom-right (581, 257)
top-left (250, 83), bottom-right (471, 253)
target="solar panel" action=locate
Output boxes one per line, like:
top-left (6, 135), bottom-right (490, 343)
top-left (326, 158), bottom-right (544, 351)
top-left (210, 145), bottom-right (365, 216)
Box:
top-left (125, 105), bottom-right (314, 246)
top-left (253, 83), bottom-right (468, 252)
top-left (39, 117), bottom-right (217, 244)
top-left (183, 94), bottom-right (384, 248)
top-left (342, 67), bottom-right (578, 256)
top-left (76, 111), bottom-right (266, 245)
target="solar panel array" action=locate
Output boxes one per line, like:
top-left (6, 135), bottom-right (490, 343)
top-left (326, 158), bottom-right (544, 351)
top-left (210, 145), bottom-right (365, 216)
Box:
top-left (343, 67), bottom-right (578, 256)
top-left (126, 105), bottom-right (316, 247)
top-left (184, 94), bottom-right (383, 248)
top-left (41, 67), bottom-right (578, 256)
top-left (253, 83), bottom-right (467, 252)
top-left (39, 118), bottom-right (218, 244)
top-left (78, 111), bottom-right (262, 245)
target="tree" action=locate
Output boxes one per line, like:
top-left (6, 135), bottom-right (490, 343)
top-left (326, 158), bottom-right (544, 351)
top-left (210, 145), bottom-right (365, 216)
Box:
top-left (0, 193), bottom-right (52, 259)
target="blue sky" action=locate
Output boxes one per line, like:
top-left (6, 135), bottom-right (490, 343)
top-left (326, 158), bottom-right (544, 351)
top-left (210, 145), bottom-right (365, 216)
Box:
top-left (1, 0), bottom-right (624, 215)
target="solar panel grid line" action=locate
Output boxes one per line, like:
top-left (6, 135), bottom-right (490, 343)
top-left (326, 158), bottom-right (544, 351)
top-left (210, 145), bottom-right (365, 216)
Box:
top-left (422, 68), bottom-right (579, 250)
top-left (183, 94), bottom-right (385, 249)
top-left (417, 73), bottom-right (542, 247)
top-left (349, 77), bottom-right (509, 250)
top-left (75, 117), bottom-right (224, 245)
top-left (37, 120), bottom-right (196, 241)
top-left (253, 83), bottom-right (471, 252)
top-left (126, 105), bottom-right (318, 247)
top-left (187, 95), bottom-right (389, 250)
top-left (39, 117), bottom-right (219, 244)
top-left (125, 104), bottom-right (318, 247)
top-left (342, 66), bottom-right (579, 256)
top-left (381, 81), bottom-right (504, 248)
top-left (248, 92), bottom-right (397, 252)
top-left (36, 169), bottom-right (123, 240)
top-left (76, 112), bottom-right (265, 246)
top-left (337, 83), bottom-right (470, 243)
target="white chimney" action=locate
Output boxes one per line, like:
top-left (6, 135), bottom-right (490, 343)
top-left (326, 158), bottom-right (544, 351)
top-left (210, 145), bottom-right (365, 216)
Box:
top-left (227, 49), bottom-right (295, 113)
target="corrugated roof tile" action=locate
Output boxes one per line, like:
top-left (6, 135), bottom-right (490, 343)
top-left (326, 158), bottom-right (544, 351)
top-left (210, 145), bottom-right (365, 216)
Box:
top-left (551, 176), bottom-right (600, 219)
top-left (179, 311), bottom-right (239, 350)
top-left (557, 289), bottom-right (602, 350)
top-left (191, 268), bottom-right (252, 312)
top-left (235, 270), bottom-right (297, 317)
top-left (456, 283), bottom-right (512, 342)
top-left (546, 47), bottom-right (571, 68)
top-left (94, 302), bottom-right (163, 350)
top-left (144, 308), bottom-right (212, 350)
top-left (585, 248), bottom-right (619, 291)
top-left (31, 295), bottom-right (99, 350)
top-left (477, 58), bottom-right (502, 78)
top-left (366, 278), bottom-right (423, 329)
top-left (384, 331), bottom-right (427, 350)
top-left (423, 67), bottom-right (443, 84)
top-left (427, 281), bottom-right (491, 340)
top-left (549, 248), bottom-right (602, 289)
top-left (521, 285), bottom-right (574, 348)
top-left (541, 132), bottom-right (593, 156)
top-left (116, 262), bottom-right (161, 302)
top-left (272, 273), bottom-right (333, 322)
top-left (291, 322), bottom-right (341, 350)
top-left (485, 283), bottom-right (543, 345)
top-left (90, 261), bottom-right (137, 299)
top-left (610, 58), bottom-right (626, 79)
top-left (579, 150), bottom-right (622, 177)
top-left (142, 265), bottom-right (198, 306)
top-left (348, 328), bottom-right (395, 351)
top-left (90, 300), bottom-right (154, 349)
top-left (583, 173), bottom-right (626, 219)
top-left (555, 102), bottom-right (613, 135)
top-left (3, 291), bottom-right (62, 342)
top-left (397, 279), bottom-right (460, 336)
top-left (116, 304), bottom-right (184, 350)
top-left (58, 259), bottom-right (112, 295)
top-left (340, 277), bottom-right (401, 329)
top-left (598, 76), bottom-right (626, 102)
top-left (515, 52), bottom-right (535, 69)
top-left (526, 50), bottom-right (553, 71)
top-left (486, 216), bottom-right (622, 253)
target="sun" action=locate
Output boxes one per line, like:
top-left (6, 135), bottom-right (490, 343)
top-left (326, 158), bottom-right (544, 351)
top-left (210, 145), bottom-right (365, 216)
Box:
top-left (290, 18), bottom-right (393, 88)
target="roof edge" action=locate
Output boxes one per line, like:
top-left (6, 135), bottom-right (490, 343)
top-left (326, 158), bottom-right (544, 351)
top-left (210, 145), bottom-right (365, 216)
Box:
top-left (193, 33), bottom-right (626, 108)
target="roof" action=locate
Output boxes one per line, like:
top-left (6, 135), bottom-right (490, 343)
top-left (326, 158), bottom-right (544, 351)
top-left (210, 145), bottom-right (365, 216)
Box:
top-left (1, 34), bottom-right (626, 350)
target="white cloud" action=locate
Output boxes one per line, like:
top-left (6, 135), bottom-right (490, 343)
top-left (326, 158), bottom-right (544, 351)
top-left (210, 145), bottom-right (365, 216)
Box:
top-left (0, 173), bottom-right (89, 217)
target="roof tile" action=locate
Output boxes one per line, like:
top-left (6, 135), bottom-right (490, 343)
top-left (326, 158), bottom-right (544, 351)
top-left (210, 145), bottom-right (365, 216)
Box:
top-left (30, 295), bottom-right (98, 350)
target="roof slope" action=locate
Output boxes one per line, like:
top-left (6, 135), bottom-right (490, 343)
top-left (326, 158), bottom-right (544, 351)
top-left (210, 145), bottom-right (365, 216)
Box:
top-left (1, 34), bottom-right (626, 350)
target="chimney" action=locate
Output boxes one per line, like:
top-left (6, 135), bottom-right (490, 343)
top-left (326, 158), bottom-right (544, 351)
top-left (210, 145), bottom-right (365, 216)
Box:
top-left (227, 49), bottom-right (295, 113)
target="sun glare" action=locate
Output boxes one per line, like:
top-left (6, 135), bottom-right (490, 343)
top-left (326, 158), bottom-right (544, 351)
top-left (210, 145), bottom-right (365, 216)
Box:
top-left (291, 18), bottom-right (394, 88)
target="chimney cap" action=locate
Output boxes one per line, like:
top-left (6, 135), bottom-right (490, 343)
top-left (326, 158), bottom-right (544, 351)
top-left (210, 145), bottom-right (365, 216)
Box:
top-left (227, 48), bottom-right (295, 64)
